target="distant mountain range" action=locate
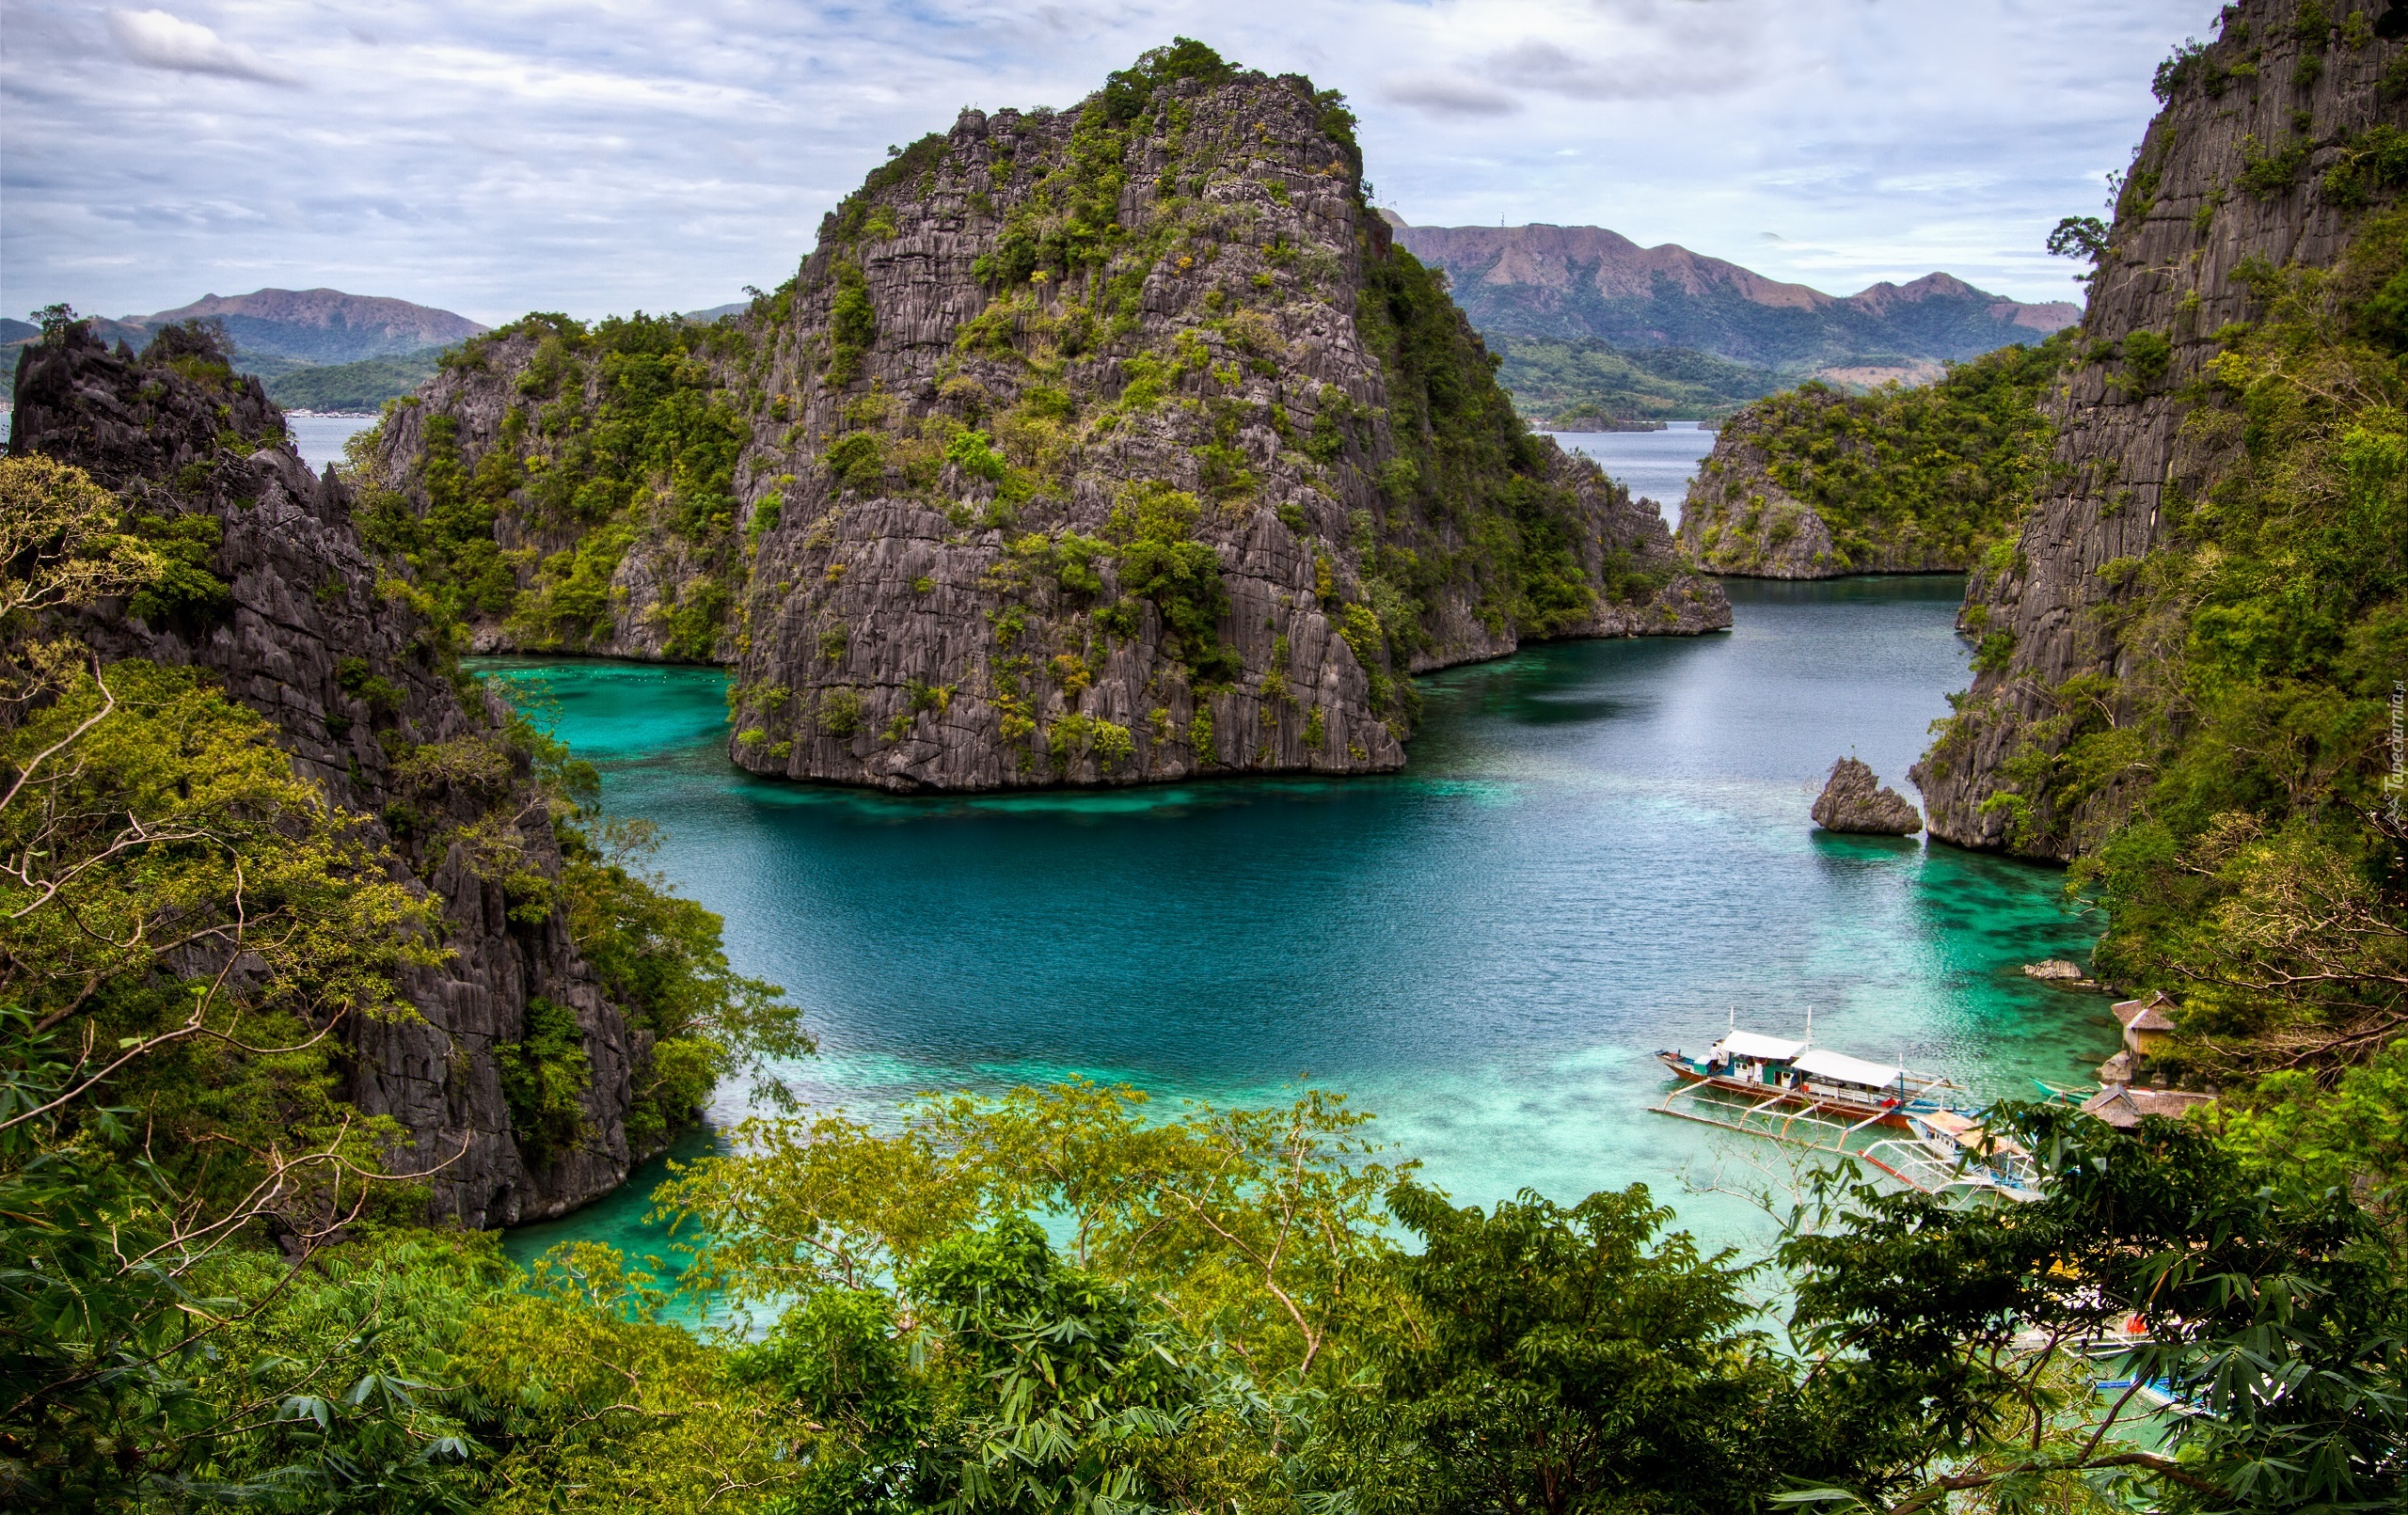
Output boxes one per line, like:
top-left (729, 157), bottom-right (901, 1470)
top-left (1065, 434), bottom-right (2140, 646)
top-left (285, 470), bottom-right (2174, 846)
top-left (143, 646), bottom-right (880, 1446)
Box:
top-left (3, 289), bottom-right (488, 411)
top-left (1385, 217), bottom-right (2080, 423)
top-left (141, 289), bottom-right (487, 366)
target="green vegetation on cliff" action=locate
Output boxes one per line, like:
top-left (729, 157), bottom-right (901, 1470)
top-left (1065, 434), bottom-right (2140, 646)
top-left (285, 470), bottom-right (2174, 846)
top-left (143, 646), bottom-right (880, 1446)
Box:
top-left (1942, 213), bottom-right (2408, 1097)
top-left (356, 311), bottom-right (757, 657)
top-left (1356, 245), bottom-right (1669, 643)
top-left (0, 440), bottom-right (814, 1506)
top-left (1684, 336), bottom-right (2067, 576)
top-left (362, 36), bottom-right (1718, 799)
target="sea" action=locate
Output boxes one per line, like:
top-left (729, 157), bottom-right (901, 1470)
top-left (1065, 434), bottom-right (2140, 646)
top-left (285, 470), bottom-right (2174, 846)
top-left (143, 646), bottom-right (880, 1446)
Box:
top-left (1548, 423), bottom-right (1719, 526)
top-left (489, 426), bottom-right (2110, 1271)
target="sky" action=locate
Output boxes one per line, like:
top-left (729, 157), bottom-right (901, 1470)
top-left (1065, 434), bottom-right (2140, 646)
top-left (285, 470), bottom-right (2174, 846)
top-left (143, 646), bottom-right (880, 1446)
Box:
top-left (0, 0), bottom-right (2225, 326)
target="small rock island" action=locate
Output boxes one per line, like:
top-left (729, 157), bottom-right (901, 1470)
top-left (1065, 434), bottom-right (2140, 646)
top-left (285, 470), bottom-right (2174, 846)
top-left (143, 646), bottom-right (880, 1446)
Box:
top-left (1811, 756), bottom-right (1923, 835)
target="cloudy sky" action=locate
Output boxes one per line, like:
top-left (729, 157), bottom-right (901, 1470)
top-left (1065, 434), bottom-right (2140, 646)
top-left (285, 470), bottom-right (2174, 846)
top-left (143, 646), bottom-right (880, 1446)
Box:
top-left (1, 0), bottom-right (2220, 325)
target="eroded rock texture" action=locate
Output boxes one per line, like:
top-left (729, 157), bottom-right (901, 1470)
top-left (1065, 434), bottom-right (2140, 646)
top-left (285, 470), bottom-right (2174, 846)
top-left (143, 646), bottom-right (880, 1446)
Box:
top-left (1677, 399), bottom-right (1971, 578)
top-left (1811, 758), bottom-right (1924, 835)
top-left (369, 63), bottom-right (1728, 793)
top-left (1912, 0), bottom-right (2406, 856)
top-left (12, 324), bottom-right (659, 1226)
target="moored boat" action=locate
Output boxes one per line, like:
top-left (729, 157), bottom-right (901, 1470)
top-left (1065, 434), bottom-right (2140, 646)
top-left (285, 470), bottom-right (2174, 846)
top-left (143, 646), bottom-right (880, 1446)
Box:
top-left (1649, 1018), bottom-right (2045, 1203)
top-left (1654, 1024), bottom-right (1960, 1129)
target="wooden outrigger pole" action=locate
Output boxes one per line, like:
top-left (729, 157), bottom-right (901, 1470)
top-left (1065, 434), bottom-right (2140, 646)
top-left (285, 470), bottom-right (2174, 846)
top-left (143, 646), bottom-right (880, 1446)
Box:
top-left (1650, 1018), bottom-right (2046, 1203)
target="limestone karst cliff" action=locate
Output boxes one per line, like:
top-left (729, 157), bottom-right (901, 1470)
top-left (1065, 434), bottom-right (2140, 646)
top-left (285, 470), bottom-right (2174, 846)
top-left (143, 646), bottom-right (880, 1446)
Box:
top-left (9, 323), bottom-right (685, 1226)
top-left (1911, 0), bottom-right (2408, 856)
top-left (1674, 339), bottom-right (2066, 579)
top-left (365, 43), bottom-right (1729, 793)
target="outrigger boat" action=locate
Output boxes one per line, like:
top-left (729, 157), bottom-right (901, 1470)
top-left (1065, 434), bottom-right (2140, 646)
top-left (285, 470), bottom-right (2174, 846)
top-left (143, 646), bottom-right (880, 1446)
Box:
top-left (1651, 1014), bottom-right (2046, 1203)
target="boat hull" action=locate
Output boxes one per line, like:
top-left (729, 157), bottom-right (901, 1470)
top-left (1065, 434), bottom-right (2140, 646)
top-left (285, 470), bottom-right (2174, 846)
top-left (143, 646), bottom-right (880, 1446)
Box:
top-left (1655, 1051), bottom-right (1920, 1130)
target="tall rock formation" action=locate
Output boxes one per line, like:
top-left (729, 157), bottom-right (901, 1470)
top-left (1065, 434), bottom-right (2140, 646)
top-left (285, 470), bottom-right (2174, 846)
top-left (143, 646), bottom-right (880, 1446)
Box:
top-left (366, 47), bottom-right (1729, 794)
top-left (1675, 339), bottom-right (2065, 579)
top-left (11, 323), bottom-right (666, 1226)
top-left (1913, 0), bottom-right (2408, 856)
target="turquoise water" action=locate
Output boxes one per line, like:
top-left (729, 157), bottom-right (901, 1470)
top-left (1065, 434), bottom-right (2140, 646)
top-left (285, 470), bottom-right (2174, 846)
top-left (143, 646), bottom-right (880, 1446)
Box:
top-left (490, 575), bottom-right (2117, 1268)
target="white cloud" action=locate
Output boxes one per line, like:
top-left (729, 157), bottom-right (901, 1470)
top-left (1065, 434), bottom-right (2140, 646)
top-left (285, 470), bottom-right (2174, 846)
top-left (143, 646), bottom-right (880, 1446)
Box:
top-left (104, 8), bottom-right (297, 85)
top-left (1484, 35), bottom-right (1756, 102)
top-left (3, 0), bottom-right (2227, 322)
top-left (1386, 72), bottom-right (1523, 118)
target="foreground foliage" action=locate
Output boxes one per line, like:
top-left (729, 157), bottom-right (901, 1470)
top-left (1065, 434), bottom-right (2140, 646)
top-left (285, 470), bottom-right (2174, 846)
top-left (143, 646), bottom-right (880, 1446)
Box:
top-left (0, 448), bottom-right (800, 1507)
top-left (10, 1067), bottom-right (2400, 1514)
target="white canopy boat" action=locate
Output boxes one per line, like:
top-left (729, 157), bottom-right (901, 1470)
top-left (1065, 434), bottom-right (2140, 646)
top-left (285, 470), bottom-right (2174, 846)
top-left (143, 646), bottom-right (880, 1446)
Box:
top-left (1651, 1015), bottom-right (2046, 1203)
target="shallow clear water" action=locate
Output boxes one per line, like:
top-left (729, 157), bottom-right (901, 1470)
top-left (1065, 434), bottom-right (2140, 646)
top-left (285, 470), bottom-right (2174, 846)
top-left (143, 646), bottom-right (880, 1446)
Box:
top-left (1548, 424), bottom-right (1719, 525)
top-left (488, 576), bottom-right (2116, 1266)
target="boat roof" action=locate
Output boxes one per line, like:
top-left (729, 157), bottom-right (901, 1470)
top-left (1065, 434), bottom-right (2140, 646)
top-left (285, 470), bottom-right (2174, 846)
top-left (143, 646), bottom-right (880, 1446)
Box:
top-left (1713, 1032), bottom-right (1807, 1061)
top-left (1793, 1048), bottom-right (1910, 1087)
top-left (2079, 1085), bottom-right (2214, 1128)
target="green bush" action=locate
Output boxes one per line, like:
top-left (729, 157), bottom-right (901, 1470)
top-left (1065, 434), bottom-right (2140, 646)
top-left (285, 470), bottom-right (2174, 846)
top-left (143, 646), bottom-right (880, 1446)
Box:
top-left (820, 686), bottom-right (864, 737)
top-left (827, 262), bottom-right (877, 387)
top-left (943, 429), bottom-right (1008, 481)
top-left (824, 432), bottom-right (887, 492)
top-left (495, 996), bottom-right (591, 1168)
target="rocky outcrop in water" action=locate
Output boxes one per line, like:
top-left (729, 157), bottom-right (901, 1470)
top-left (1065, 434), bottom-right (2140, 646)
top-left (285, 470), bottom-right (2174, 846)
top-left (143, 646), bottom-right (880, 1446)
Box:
top-left (1674, 337), bottom-right (2065, 580)
top-left (1810, 757), bottom-right (1923, 835)
top-left (366, 49), bottom-right (1729, 793)
top-left (1679, 412), bottom-right (1844, 578)
top-left (1912, 0), bottom-right (2404, 855)
top-left (1679, 399), bottom-right (1965, 578)
top-left (11, 323), bottom-right (657, 1226)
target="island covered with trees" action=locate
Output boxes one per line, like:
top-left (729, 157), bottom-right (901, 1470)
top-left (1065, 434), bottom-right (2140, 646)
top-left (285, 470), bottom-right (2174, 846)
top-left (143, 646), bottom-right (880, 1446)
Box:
top-left (3, 14), bottom-right (2404, 1512)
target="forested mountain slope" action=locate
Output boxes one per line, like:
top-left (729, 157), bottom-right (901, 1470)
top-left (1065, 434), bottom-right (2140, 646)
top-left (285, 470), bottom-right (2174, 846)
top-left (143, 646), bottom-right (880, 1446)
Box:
top-left (362, 45), bottom-right (1728, 793)
top-left (1390, 222), bottom-right (2075, 366)
top-left (1, 289), bottom-right (485, 391)
top-left (1909, 0), bottom-right (2407, 1090)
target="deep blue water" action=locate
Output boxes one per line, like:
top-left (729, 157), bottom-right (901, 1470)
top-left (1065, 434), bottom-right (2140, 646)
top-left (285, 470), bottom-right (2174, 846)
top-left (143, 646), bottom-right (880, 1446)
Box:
top-left (489, 575), bottom-right (2115, 1265)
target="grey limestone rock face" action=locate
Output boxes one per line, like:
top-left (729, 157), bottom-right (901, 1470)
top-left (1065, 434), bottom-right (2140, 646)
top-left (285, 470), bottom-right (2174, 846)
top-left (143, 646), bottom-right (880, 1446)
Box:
top-left (1912, 0), bottom-right (2405, 857)
top-left (371, 68), bottom-right (1730, 794)
top-left (1811, 757), bottom-right (1924, 835)
top-left (1675, 397), bottom-right (1970, 578)
top-left (11, 324), bottom-right (659, 1227)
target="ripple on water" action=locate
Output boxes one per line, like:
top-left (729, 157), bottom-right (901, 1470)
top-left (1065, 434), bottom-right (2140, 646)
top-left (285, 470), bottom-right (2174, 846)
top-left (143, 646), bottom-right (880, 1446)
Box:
top-left (482, 576), bottom-right (2110, 1260)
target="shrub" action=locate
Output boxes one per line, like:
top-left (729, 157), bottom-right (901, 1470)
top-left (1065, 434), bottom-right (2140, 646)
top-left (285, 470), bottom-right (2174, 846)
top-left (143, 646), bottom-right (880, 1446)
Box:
top-left (495, 997), bottom-right (591, 1168)
top-left (819, 686), bottom-right (864, 737)
top-left (943, 429), bottom-right (1009, 481)
top-left (824, 433), bottom-right (887, 492)
top-left (2123, 329), bottom-right (2174, 386)
top-left (827, 262), bottom-right (877, 386)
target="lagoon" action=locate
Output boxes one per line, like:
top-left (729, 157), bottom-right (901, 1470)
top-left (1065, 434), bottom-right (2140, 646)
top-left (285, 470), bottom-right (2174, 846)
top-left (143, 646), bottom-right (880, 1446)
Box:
top-left (489, 573), bottom-right (2111, 1267)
